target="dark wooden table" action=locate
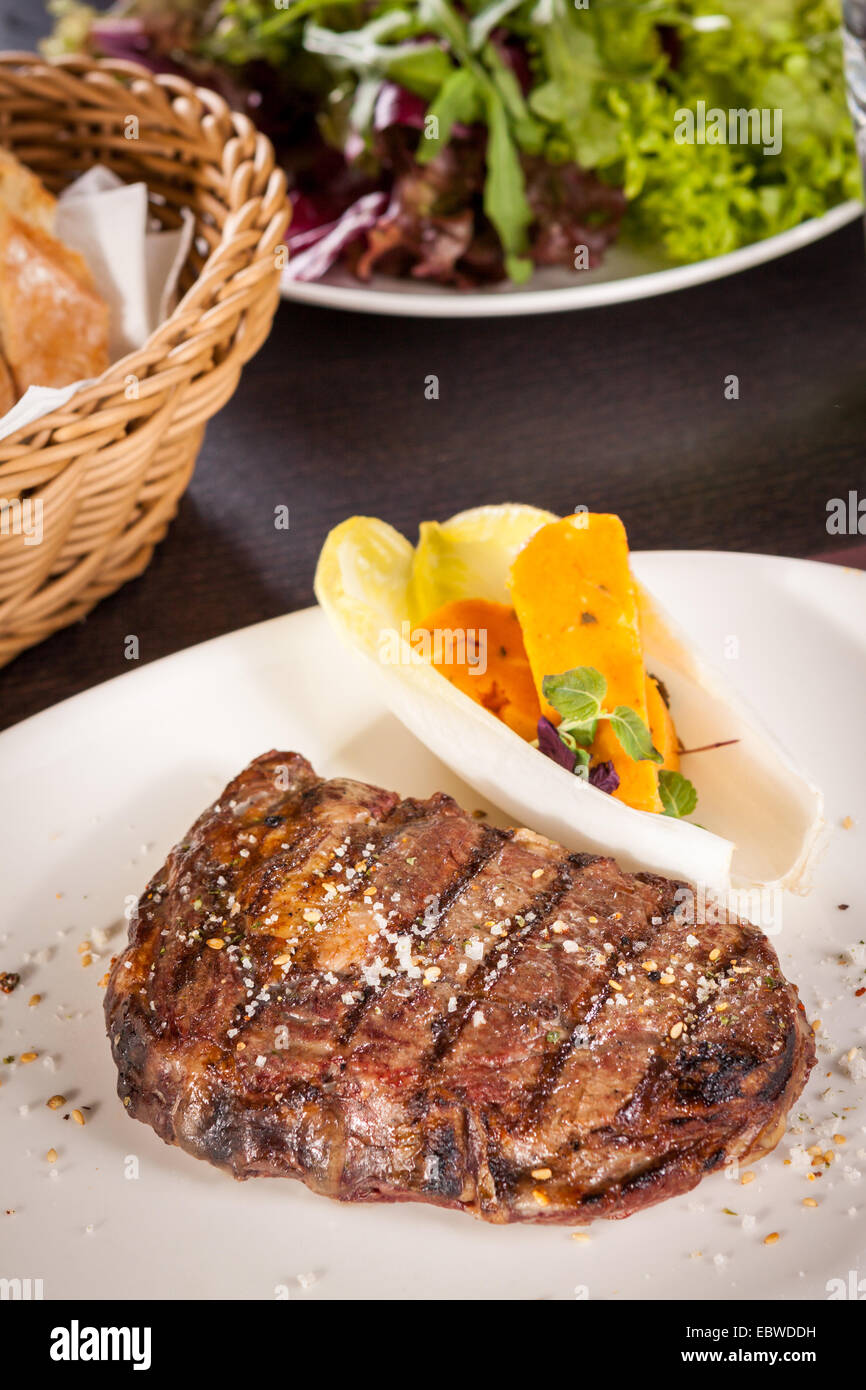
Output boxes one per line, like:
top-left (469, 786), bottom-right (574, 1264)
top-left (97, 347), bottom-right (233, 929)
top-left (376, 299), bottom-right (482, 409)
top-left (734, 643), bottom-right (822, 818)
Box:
top-left (2, 3), bottom-right (865, 732)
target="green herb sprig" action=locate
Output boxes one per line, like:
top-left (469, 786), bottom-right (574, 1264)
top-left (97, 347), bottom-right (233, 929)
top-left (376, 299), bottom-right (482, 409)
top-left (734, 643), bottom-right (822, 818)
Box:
top-left (542, 665), bottom-right (698, 818)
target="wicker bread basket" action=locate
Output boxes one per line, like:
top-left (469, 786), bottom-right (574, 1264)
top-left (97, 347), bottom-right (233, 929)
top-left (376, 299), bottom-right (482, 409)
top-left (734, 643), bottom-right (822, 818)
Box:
top-left (0, 52), bottom-right (288, 668)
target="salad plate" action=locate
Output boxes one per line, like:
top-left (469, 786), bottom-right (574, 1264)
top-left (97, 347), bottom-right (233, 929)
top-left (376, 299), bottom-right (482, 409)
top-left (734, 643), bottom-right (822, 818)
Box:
top-left (281, 200), bottom-right (864, 318)
top-left (1, 550), bottom-right (864, 1300)
top-left (55, 2), bottom-right (864, 321)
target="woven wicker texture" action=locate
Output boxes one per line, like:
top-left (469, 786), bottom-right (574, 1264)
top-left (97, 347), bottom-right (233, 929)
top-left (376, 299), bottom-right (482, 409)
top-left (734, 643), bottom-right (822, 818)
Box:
top-left (0, 53), bottom-right (288, 668)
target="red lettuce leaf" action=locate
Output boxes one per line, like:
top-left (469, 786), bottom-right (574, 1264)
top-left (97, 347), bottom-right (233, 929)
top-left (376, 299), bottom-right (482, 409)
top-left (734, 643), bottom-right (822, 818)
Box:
top-left (285, 191), bottom-right (389, 281)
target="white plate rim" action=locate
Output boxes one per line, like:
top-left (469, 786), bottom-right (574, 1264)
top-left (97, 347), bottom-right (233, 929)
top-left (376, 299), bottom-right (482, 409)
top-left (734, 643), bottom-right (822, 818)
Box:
top-left (280, 200), bottom-right (864, 318)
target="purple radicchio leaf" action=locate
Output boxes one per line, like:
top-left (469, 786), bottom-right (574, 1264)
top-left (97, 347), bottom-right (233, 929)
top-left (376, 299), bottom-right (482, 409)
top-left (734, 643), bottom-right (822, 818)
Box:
top-left (588, 761), bottom-right (620, 795)
top-left (374, 82), bottom-right (428, 132)
top-left (284, 191), bottom-right (389, 281)
top-left (90, 19), bottom-right (190, 76)
top-left (537, 716), bottom-right (576, 773)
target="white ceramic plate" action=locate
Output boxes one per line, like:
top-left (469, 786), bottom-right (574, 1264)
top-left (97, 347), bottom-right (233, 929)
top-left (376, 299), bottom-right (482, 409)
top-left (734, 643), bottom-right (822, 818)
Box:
top-left (1, 551), bottom-right (864, 1301)
top-left (281, 201), bottom-right (863, 318)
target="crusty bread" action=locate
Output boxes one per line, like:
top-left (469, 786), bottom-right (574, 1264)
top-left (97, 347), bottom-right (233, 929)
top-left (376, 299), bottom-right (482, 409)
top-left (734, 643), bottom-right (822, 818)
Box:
top-left (0, 147), bottom-right (56, 235)
top-left (0, 207), bottom-right (109, 393)
top-left (0, 349), bottom-right (15, 415)
top-left (0, 148), bottom-right (109, 402)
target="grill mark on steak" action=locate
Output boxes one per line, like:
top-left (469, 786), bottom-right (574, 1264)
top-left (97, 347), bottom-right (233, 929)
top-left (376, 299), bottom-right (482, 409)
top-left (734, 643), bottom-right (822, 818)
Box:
top-left (672, 1039), bottom-right (763, 1107)
top-left (336, 822), bottom-right (507, 1048)
top-left (521, 884), bottom-right (682, 1128)
top-left (428, 855), bottom-right (578, 1066)
top-left (106, 752), bottom-right (816, 1225)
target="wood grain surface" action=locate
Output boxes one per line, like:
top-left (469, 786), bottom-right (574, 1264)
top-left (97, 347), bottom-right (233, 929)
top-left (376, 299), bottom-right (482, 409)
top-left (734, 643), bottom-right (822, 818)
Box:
top-left (1, 2), bottom-right (864, 731)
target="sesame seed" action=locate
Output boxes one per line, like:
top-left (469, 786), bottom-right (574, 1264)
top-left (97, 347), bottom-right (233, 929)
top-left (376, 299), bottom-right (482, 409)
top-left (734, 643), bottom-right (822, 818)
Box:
top-left (803, 1198), bottom-right (818, 1208)
top-left (740, 1171), bottom-right (755, 1185)
top-left (532, 868), bottom-right (544, 879)
top-left (205, 938), bottom-right (225, 950)
top-left (46, 1149), bottom-right (57, 1164)
top-left (669, 1022), bottom-right (683, 1039)
top-left (709, 948), bottom-right (721, 961)
top-left (28, 994), bottom-right (41, 1007)
top-left (763, 1232), bottom-right (780, 1245)
top-left (46, 1095), bottom-right (65, 1110)
top-left (80, 954), bottom-right (92, 968)
top-left (71, 1109), bottom-right (85, 1126)
top-left (19, 1052), bottom-right (37, 1064)
top-left (531, 1167), bottom-right (552, 1180)
top-left (532, 1188), bottom-right (550, 1206)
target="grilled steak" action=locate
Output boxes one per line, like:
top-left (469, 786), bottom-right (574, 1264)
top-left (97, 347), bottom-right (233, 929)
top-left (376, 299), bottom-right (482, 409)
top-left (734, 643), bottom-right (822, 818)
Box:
top-left (106, 751), bottom-right (814, 1224)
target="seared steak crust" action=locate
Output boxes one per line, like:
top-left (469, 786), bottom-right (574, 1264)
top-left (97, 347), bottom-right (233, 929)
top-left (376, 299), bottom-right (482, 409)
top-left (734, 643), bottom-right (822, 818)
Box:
top-left (106, 752), bottom-right (814, 1224)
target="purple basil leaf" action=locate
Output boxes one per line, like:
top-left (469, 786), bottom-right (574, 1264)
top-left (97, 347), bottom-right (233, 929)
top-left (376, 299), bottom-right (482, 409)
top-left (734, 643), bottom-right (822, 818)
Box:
top-left (588, 761), bottom-right (620, 795)
top-left (537, 717), bottom-right (576, 773)
top-left (284, 191), bottom-right (388, 281)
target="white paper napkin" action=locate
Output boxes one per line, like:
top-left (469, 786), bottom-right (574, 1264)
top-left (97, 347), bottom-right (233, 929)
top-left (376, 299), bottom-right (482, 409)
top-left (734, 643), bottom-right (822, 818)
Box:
top-left (0, 166), bottom-right (194, 442)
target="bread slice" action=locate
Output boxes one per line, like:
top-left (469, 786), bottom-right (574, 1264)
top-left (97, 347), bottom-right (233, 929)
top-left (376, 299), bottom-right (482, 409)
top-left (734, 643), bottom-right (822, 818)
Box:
top-left (0, 148), bottom-right (109, 399)
top-left (0, 147), bottom-right (56, 235)
top-left (0, 349), bottom-right (15, 415)
top-left (0, 207), bottom-right (109, 393)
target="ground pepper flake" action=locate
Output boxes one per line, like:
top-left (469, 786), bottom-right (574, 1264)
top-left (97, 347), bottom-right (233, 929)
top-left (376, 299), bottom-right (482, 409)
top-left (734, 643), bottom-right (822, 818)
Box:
top-left (0, 972), bottom-right (20, 994)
